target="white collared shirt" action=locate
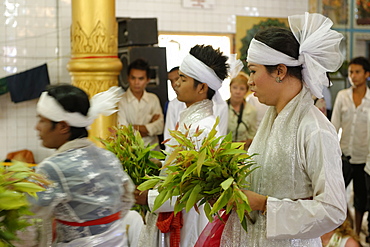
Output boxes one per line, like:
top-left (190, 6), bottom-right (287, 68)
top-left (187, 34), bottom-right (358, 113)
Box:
top-left (331, 87), bottom-right (370, 164)
top-left (117, 88), bottom-right (164, 147)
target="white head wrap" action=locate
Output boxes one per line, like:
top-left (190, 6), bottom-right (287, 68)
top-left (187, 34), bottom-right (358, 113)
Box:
top-left (228, 54), bottom-right (244, 80)
top-left (247, 12), bottom-right (344, 98)
top-left (180, 52), bottom-right (243, 103)
top-left (180, 54), bottom-right (223, 91)
top-left (37, 86), bottom-right (124, 128)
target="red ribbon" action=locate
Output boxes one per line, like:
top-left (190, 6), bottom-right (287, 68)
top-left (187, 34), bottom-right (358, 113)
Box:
top-left (56, 212), bottom-right (120, 227)
top-left (156, 212), bottom-right (183, 247)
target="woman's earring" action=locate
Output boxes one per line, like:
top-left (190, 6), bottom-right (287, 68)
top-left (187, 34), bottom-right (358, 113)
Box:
top-left (275, 77), bottom-right (282, 83)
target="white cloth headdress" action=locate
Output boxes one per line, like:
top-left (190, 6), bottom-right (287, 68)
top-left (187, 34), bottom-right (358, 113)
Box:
top-left (37, 86), bottom-right (123, 127)
top-left (180, 52), bottom-right (243, 103)
top-left (247, 12), bottom-right (344, 98)
top-left (180, 54), bottom-right (224, 104)
top-left (228, 54), bottom-right (244, 80)
top-left (180, 54), bottom-right (223, 91)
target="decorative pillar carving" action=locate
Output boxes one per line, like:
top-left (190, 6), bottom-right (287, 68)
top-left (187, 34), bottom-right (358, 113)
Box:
top-left (67, 0), bottom-right (122, 144)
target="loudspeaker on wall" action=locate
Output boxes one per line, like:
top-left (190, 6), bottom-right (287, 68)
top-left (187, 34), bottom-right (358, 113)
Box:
top-left (117, 17), bottom-right (158, 47)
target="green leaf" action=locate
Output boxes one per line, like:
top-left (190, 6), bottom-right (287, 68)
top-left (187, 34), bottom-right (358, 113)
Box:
top-left (210, 189), bottom-right (231, 215)
top-left (220, 177), bottom-right (234, 191)
top-left (225, 195), bottom-right (234, 214)
top-left (169, 129), bottom-right (194, 148)
top-left (180, 186), bottom-right (194, 203)
top-left (181, 163), bottom-right (197, 182)
top-left (196, 150), bottom-right (206, 176)
top-left (235, 189), bottom-right (252, 212)
top-left (160, 172), bottom-right (175, 188)
top-left (222, 132), bottom-right (233, 143)
top-left (240, 215), bottom-right (248, 232)
top-left (230, 142), bottom-right (245, 149)
top-left (152, 190), bottom-right (169, 212)
top-left (6, 162), bottom-right (31, 172)
top-left (174, 200), bottom-right (185, 214)
top-left (203, 187), bottom-right (221, 195)
top-left (161, 190), bottom-right (174, 208)
top-left (137, 147), bottom-right (151, 160)
top-left (185, 184), bottom-right (202, 212)
top-left (0, 191), bottom-right (28, 210)
top-left (137, 178), bottom-right (161, 191)
top-left (209, 136), bottom-right (224, 149)
top-left (0, 230), bottom-right (16, 241)
top-left (236, 200), bottom-right (245, 221)
top-left (207, 117), bottom-right (220, 140)
top-left (149, 151), bottom-right (166, 160)
top-left (204, 202), bottom-right (213, 222)
top-left (219, 149), bottom-right (246, 156)
top-left (12, 182), bottom-right (45, 193)
top-left (162, 149), bottom-right (180, 168)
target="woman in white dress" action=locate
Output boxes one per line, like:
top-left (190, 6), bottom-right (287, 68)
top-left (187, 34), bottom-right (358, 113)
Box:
top-left (227, 72), bottom-right (257, 150)
top-left (219, 12), bottom-right (347, 247)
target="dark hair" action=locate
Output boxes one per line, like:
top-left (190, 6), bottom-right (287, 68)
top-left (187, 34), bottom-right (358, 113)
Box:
top-left (254, 27), bottom-right (302, 81)
top-left (169, 66), bottom-right (179, 73)
top-left (46, 84), bottom-right (90, 140)
top-left (349, 56), bottom-right (370, 73)
top-left (189, 45), bottom-right (229, 100)
top-left (127, 58), bottom-right (151, 78)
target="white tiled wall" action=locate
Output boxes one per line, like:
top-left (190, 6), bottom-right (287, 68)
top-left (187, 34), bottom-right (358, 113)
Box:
top-left (116, 0), bottom-right (309, 33)
top-left (0, 0), bottom-right (308, 163)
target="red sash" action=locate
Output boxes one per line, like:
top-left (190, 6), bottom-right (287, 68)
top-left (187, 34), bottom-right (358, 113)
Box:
top-left (156, 212), bottom-right (183, 247)
top-left (56, 212), bottom-right (120, 227)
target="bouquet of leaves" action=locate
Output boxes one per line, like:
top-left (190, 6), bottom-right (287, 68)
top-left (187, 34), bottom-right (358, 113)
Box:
top-left (138, 119), bottom-right (258, 232)
top-left (0, 161), bottom-right (51, 247)
top-left (99, 124), bottom-right (165, 221)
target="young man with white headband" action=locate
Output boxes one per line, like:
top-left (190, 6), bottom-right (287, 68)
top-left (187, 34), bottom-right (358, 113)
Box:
top-left (136, 45), bottom-right (229, 247)
top-left (214, 13), bottom-right (347, 247)
top-left (32, 84), bottom-right (135, 246)
top-left (164, 67), bottom-right (229, 147)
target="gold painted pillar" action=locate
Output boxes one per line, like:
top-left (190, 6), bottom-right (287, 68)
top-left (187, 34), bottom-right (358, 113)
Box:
top-left (67, 0), bottom-right (122, 144)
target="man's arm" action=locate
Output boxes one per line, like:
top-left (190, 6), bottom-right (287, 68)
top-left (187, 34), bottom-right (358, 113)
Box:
top-left (143, 95), bottom-right (164, 136)
top-left (133, 114), bottom-right (161, 137)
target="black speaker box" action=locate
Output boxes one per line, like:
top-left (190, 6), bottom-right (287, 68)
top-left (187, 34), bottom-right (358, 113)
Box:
top-left (118, 46), bottom-right (168, 109)
top-left (117, 17), bottom-right (158, 47)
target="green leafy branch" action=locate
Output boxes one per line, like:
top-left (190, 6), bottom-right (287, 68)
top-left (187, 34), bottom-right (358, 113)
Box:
top-left (138, 118), bottom-right (258, 232)
top-left (0, 161), bottom-right (51, 247)
top-left (98, 124), bottom-right (165, 222)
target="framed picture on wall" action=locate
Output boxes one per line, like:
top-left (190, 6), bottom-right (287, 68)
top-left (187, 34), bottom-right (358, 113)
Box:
top-left (355, 0), bottom-right (370, 26)
top-left (320, 0), bottom-right (349, 27)
top-left (353, 32), bottom-right (370, 57)
top-left (235, 16), bottom-right (288, 74)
